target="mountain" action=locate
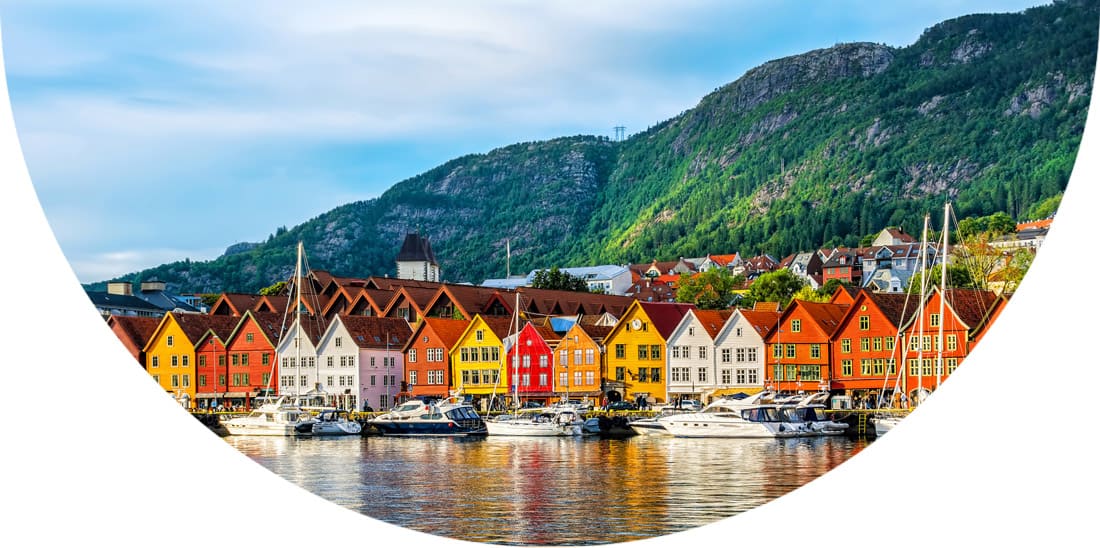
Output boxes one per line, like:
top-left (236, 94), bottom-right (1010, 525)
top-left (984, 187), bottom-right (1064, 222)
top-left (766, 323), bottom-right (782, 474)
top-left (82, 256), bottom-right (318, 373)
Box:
top-left (93, 0), bottom-right (1097, 294)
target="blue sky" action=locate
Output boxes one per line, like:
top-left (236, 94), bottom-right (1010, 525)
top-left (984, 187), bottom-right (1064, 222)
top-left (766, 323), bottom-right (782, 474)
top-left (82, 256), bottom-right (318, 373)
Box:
top-left (0, 0), bottom-right (1049, 284)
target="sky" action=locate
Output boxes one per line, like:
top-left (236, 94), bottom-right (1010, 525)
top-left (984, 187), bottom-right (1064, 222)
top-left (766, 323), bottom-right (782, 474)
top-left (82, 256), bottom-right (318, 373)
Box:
top-left (0, 0), bottom-right (1050, 284)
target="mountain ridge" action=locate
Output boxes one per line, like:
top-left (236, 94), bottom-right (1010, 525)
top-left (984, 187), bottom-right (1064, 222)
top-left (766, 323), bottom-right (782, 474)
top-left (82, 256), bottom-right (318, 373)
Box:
top-left (88, 0), bottom-right (1097, 294)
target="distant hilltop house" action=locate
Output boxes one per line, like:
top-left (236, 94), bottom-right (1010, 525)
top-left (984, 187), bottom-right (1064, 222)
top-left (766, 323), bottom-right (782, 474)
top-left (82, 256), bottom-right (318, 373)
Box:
top-left (87, 279), bottom-right (206, 319)
top-left (990, 217), bottom-right (1053, 251)
top-left (396, 232), bottom-right (440, 282)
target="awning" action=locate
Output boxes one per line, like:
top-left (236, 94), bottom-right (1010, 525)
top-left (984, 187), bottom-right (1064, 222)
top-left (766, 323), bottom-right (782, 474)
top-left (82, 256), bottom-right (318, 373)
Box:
top-left (710, 387), bottom-right (765, 397)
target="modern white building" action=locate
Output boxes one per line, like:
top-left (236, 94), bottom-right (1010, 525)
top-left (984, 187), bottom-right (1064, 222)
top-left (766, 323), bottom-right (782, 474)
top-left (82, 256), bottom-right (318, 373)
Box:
top-left (482, 265), bottom-right (633, 295)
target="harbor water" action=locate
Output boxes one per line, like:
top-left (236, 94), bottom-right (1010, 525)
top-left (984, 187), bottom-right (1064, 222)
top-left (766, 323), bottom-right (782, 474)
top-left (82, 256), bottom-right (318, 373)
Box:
top-left (224, 434), bottom-right (871, 545)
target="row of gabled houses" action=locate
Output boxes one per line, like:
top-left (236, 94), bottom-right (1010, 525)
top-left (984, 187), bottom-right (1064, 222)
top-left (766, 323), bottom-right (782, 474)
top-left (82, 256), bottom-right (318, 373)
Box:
top-left (108, 267), bottom-right (1008, 411)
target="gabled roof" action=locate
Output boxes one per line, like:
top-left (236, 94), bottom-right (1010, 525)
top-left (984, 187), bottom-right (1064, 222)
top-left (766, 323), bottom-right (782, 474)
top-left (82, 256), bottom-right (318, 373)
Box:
top-left (383, 286), bottom-right (440, 318)
top-left (455, 315), bottom-right (515, 346)
top-left (935, 288), bottom-right (1000, 331)
top-left (365, 277), bottom-right (444, 291)
top-left (753, 301), bottom-right (781, 312)
top-left (637, 301), bottom-right (697, 340)
top-left (737, 309), bottom-right (781, 339)
top-left (523, 320), bottom-right (561, 346)
top-left (347, 288), bottom-right (396, 316)
top-left (690, 309), bottom-right (734, 340)
top-left (209, 293), bottom-right (263, 316)
top-left (402, 317), bottom-right (471, 353)
top-left (108, 315), bottom-right (161, 352)
top-left (784, 300), bottom-right (850, 337)
top-left (337, 315), bottom-right (412, 350)
top-left (423, 284), bottom-right (508, 320)
top-left (224, 310), bottom-right (288, 349)
top-left (706, 253), bottom-right (740, 267)
top-left (858, 291), bottom-right (921, 329)
top-left (576, 323), bottom-right (613, 342)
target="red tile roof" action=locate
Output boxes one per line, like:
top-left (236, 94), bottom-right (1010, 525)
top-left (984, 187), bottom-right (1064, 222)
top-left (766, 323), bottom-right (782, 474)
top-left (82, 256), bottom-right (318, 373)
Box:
top-left (338, 315), bottom-right (413, 349)
top-left (738, 309), bottom-right (781, 338)
top-left (108, 315), bottom-right (161, 354)
top-left (938, 288), bottom-right (1000, 330)
top-left (790, 300), bottom-right (850, 337)
top-left (421, 317), bottom-right (472, 349)
top-left (638, 301), bottom-right (697, 339)
top-left (693, 309), bottom-right (734, 339)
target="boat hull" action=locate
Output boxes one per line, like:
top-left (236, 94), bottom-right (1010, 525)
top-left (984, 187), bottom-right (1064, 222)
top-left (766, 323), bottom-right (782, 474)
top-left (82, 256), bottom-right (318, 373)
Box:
top-left (485, 419), bottom-right (581, 437)
top-left (370, 418), bottom-right (487, 437)
top-left (222, 422), bottom-right (304, 436)
top-left (629, 419), bottom-right (672, 437)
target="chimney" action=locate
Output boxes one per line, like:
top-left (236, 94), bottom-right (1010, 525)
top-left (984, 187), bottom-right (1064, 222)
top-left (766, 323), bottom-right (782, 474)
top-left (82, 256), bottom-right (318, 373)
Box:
top-left (140, 280), bottom-right (167, 293)
top-left (107, 281), bottom-right (133, 296)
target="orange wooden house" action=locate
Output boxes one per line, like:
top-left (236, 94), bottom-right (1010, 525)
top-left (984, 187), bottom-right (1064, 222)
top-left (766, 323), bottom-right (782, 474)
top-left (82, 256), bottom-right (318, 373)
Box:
top-left (401, 317), bottom-right (470, 400)
top-left (763, 300), bottom-right (849, 393)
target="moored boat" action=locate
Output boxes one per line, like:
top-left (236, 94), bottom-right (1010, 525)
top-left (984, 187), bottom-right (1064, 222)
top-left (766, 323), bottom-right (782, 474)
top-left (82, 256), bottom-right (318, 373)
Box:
top-left (484, 407), bottom-right (584, 437)
top-left (657, 392), bottom-right (801, 438)
top-left (780, 392), bottom-right (849, 436)
top-left (302, 409), bottom-right (363, 436)
top-left (370, 397), bottom-right (487, 436)
top-left (222, 396), bottom-right (318, 436)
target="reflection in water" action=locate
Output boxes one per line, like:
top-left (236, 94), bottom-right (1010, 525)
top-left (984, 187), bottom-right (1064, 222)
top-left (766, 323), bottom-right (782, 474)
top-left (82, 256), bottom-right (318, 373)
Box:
top-left (226, 435), bottom-right (868, 545)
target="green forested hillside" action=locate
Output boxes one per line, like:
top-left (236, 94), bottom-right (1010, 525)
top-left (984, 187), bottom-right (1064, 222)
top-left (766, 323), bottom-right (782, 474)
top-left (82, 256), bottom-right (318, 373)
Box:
top-left (95, 0), bottom-right (1097, 293)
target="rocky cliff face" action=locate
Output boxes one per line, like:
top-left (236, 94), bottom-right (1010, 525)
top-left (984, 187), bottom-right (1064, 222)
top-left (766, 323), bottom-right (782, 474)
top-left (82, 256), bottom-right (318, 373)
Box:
top-left (96, 0), bottom-right (1097, 293)
top-left (711, 43), bottom-right (896, 117)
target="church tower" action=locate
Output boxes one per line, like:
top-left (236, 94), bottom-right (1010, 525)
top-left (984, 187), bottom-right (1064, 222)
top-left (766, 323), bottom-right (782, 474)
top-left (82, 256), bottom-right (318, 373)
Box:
top-left (395, 232), bottom-right (440, 282)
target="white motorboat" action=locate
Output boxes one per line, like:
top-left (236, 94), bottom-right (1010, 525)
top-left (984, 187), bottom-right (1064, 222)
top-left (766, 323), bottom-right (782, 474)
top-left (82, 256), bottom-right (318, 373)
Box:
top-left (628, 415), bottom-right (673, 437)
top-left (222, 396), bottom-right (318, 436)
top-left (657, 393), bottom-right (801, 438)
top-left (872, 413), bottom-right (906, 436)
top-left (370, 397), bottom-right (488, 436)
top-left (302, 409), bottom-right (362, 436)
top-left (485, 407), bottom-right (585, 437)
top-left (780, 392), bottom-right (849, 436)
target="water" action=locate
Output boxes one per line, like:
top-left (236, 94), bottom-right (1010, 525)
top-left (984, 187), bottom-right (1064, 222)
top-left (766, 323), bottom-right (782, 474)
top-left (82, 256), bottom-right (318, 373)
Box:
top-left (225, 434), bottom-right (870, 545)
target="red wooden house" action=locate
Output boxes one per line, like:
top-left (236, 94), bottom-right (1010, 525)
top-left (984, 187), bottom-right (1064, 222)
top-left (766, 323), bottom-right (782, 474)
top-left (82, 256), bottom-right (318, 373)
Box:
top-left (904, 287), bottom-right (1000, 398)
top-left (828, 290), bottom-right (917, 402)
top-left (508, 321), bottom-right (560, 405)
top-left (222, 310), bottom-right (285, 408)
top-left (193, 315), bottom-right (243, 409)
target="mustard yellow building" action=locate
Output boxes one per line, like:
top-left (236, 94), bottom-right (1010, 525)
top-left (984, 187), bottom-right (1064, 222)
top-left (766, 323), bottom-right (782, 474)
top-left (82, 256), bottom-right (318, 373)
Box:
top-left (602, 301), bottom-right (696, 406)
top-left (142, 312), bottom-right (227, 409)
top-left (449, 315), bottom-right (514, 408)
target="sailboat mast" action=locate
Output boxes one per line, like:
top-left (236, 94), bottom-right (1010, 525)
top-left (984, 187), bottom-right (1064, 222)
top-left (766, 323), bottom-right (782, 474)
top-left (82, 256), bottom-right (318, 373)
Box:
top-left (295, 241), bottom-right (303, 400)
top-left (512, 293), bottom-right (520, 411)
top-left (916, 214), bottom-right (930, 402)
top-left (937, 202), bottom-right (950, 389)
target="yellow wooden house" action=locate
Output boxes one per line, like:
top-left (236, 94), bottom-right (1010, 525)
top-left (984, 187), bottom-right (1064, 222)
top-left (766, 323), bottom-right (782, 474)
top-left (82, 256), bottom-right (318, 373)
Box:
top-left (142, 312), bottom-right (226, 409)
top-left (602, 301), bottom-right (696, 406)
top-left (448, 314), bottom-right (514, 410)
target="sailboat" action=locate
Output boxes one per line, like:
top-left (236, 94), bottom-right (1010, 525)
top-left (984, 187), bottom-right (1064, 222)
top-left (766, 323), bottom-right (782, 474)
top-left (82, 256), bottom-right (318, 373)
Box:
top-left (223, 242), bottom-right (325, 436)
top-left (874, 203), bottom-right (951, 436)
top-left (484, 294), bottom-right (584, 436)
